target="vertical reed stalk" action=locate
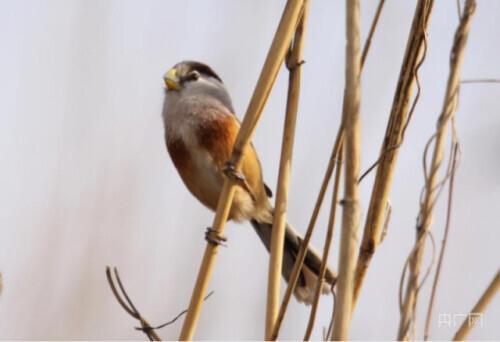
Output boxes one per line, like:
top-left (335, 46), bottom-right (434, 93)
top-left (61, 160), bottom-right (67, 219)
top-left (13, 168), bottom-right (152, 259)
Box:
top-left (265, 1), bottom-right (309, 339)
top-left (270, 1), bottom-right (385, 338)
top-left (353, 0), bottom-right (434, 305)
top-left (331, 0), bottom-right (362, 339)
top-left (397, 1), bottom-right (476, 339)
top-left (178, 0), bottom-right (305, 339)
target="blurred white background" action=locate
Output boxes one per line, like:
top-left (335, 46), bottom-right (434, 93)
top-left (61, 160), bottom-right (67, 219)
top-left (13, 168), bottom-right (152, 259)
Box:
top-left (0, 0), bottom-right (499, 340)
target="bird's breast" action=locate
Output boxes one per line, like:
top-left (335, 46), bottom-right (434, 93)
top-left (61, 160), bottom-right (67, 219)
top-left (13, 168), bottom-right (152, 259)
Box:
top-left (166, 111), bottom-right (240, 211)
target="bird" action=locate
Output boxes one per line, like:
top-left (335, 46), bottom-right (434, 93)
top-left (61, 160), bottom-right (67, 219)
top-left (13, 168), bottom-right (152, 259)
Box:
top-left (161, 60), bottom-right (335, 304)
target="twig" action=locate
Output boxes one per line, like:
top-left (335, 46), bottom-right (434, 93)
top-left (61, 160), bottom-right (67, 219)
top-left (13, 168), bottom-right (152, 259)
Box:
top-left (304, 141), bottom-right (343, 340)
top-left (106, 267), bottom-right (161, 341)
top-left (353, 0), bottom-right (435, 305)
top-left (361, 0), bottom-right (386, 67)
top-left (178, 0), bottom-right (306, 339)
top-left (423, 143), bottom-right (460, 340)
top-left (143, 292), bottom-right (214, 331)
top-left (461, 78), bottom-right (500, 84)
top-left (453, 270), bottom-right (500, 340)
top-left (266, 1), bottom-right (309, 338)
top-left (397, 1), bottom-right (476, 339)
top-left (398, 231), bottom-right (435, 314)
top-left (330, 0), bottom-right (362, 339)
top-left (326, 288), bottom-right (336, 341)
top-left (456, 0), bottom-right (462, 19)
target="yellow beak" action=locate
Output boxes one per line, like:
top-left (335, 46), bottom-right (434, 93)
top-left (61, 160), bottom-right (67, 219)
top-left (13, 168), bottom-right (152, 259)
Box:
top-left (163, 68), bottom-right (181, 90)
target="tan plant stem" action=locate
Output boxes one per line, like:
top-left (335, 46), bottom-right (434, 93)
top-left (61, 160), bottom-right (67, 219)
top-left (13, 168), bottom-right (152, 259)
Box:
top-left (330, 0), bottom-right (362, 340)
top-left (265, 1), bottom-right (309, 339)
top-left (269, 0), bottom-right (385, 338)
top-left (397, 1), bottom-right (476, 339)
top-left (304, 142), bottom-right (343, 341)
top-left (453, 270), bottom-right (500, 341)
top-left (423, 143), bottom-right (459, 340)
top-left (269, 127), bottom-right (342, 341)
top-left (353, 0), bottom-right (435, 305)
top-left (361, 0), bottom-right (386, 66)
top-left (178, 0), bottom-right (305, 339)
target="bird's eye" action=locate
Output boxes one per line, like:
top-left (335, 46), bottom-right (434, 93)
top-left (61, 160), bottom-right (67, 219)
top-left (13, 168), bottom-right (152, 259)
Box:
top-left (188, 70), bottom-right (200, 81)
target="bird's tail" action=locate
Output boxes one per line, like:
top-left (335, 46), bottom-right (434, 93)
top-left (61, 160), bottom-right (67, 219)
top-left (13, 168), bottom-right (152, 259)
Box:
top-left (250, 219), bottom-right (336, 304)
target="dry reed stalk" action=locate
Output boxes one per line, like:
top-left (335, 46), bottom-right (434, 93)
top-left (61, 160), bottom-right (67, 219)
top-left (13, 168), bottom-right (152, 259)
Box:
top-left (265, 1), bottom-right (309, 338)
top-left (397, 1), bottom-right (476, 339)
top-left (330, 0), bottom-right (362, 340)
top-left (423, 143), bottom-right (459, 340)
top-left (269, 1), bottom-right (385, 338)
top-left (360, 0), bottom-right (386, 66)
top-left (303, 142), bottom-right (343, 341)
top-left (178, 0), bottom-right (305, 339)
top-left (269, 127), bottom-right (342, 341)
top-left (353, 0), bottom-right (434, 305)
top-left (453, 270), bottom-right (500, 341)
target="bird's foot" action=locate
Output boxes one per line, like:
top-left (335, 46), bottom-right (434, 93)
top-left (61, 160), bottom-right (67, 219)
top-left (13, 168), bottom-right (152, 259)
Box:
top-left (205, 227), bottom-right (227, 247)
top-left (223, 162), bottom-right (256, 202)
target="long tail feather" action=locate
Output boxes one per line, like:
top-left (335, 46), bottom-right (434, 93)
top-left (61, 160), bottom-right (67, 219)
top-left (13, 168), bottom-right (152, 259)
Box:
top-left (251, 219), bottom-right (336, 304)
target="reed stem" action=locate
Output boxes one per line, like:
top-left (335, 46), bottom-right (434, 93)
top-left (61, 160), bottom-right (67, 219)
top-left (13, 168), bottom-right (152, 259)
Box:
top-left (178, 0), bottom-right (305, 339)
top-left (353, 0), bottom-right (435, 305)
top-left (397, 1), bottom-right (476, 339)
top-left (330, 0), bottom-right (362, 339)
top-left (265, 1), bottom-right (309, 338)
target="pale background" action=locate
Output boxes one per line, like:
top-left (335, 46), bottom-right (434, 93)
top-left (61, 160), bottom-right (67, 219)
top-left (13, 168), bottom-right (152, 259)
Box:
top-left (0, 0), bottom-right (499, 340)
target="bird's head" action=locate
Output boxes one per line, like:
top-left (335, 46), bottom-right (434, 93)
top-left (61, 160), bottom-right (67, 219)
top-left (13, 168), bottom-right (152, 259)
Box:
top-left (163, 61), bottom-right (223, 92)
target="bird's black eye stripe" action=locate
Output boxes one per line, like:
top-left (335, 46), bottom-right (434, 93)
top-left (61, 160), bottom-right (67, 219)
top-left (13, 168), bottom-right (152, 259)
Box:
top-left (182, 61), bottom-right (223, 83)
top-left (180, 71), bottom-right (200, 83)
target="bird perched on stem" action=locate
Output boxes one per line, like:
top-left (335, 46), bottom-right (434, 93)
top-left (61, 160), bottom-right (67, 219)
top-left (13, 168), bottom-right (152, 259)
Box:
top-left (162, 60), bottom-right (335, 304)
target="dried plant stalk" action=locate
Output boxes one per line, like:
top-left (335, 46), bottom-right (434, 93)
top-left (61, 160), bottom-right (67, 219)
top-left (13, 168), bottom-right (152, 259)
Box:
top-left (270, 1), bottom-right (385, 338)
top-left (178, 0), bottom-right (305, 339)
top-left (106, 267), bottom-right (162, 341)
top-left (265, 1), bottom-right (309, 338)
top-left (269, 127), bottom-right (342, 341)
top-left (423, 143), bottom-right (459, 340)
top-left (360, 0), bottom-right (386, 66)
top-left (330, 0), bottom-right (362, 340)
top-left (303, 141), bottom-right (343, 341)
top-left (353, 0), bottom-right (434, 305)
top-left (397, 1), bottom-right (476, 339)
top-left (453, 270), bottom-right (500, 341)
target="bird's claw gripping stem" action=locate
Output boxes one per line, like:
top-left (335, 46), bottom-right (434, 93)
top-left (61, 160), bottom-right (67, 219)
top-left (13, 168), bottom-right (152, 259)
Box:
top-left (223, 162), bottom-right (256, 202)
top-left (205, 227), bottom-right (227, 247)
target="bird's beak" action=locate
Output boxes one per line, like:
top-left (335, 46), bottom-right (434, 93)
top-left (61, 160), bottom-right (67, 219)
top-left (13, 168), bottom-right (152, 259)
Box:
top-left (163, 68), bottom-right (181, 90)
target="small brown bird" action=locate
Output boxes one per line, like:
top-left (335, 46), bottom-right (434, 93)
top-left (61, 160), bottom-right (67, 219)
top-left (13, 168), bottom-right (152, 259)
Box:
top-left (162, 61), bottom-right (335, 304)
